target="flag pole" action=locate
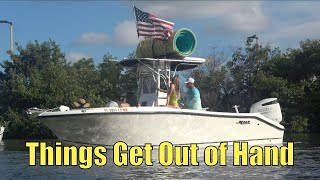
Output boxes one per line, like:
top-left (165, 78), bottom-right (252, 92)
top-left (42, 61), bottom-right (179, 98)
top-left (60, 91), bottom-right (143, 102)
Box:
top-left (132, 5), bottom-right (140, 43)
top-left (164, 37), bottom-right (167, 59)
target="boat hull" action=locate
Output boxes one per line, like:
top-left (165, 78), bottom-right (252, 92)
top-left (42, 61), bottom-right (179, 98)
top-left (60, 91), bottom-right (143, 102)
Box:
top-left (39, 107), bottom-right (284, 147)
top-left (0, 126), bottom-right (4, 141)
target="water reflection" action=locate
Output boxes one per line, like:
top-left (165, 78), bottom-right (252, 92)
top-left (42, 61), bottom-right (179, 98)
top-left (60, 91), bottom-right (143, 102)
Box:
top-left (0, 139), bottom-right (59, 151)
top-left (0, 141), bottom-right (4, 151)
top-left (284, 133), bottom-right (320, 148)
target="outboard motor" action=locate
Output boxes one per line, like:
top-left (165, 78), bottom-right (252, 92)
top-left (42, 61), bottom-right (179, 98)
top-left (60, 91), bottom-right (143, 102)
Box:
top-left (250, 98), bottom-right (282, 123)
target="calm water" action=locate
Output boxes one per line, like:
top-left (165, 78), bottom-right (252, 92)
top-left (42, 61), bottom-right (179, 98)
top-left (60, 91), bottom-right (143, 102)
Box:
top-left (1, 133), bottom-right (320, 179)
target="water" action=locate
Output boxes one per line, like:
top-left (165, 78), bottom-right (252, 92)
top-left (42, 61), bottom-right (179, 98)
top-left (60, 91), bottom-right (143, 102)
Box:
top-left (1, 134), bottom-right (320, 179)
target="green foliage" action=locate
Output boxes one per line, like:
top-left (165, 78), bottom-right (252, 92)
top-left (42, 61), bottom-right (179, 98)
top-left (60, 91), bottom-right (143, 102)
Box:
top-left (186, 49), bottom-right (231, 111)
top-left (2, 108), bottom-right (55, 138)
top-left (287, 116), bottom-right (309, 133)
top-left (0, 41), bottom-right (137, 139)
top-left (227, 41), bottom-right (279, 111)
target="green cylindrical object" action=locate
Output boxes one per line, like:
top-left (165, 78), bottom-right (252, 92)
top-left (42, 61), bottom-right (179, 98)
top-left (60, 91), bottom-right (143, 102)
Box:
top-left (136, 28), bottom-right (197, 58)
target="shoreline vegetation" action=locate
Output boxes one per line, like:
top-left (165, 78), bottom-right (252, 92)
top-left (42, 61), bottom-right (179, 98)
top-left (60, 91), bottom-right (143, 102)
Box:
top-left (0, 38), bottom-right (319, 139)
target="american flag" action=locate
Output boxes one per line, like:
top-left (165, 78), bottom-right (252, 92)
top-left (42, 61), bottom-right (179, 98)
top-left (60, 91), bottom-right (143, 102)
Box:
top-left (134, 6), bottom-right (174, 39)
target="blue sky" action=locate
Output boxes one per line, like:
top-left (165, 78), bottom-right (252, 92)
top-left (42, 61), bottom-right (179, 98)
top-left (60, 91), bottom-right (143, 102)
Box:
top-left (1, 1), bottom-right (320, 66)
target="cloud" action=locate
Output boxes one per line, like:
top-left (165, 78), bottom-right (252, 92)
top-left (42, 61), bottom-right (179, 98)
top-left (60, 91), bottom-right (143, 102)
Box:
top-left (73, 32), bottom-right (110, 46)
top-left (134, 1), bottom-right (269, 33)
top-left (156, 1), bottom-right (320, 49)
top-left (70, 22), bottom-right (138, 48)
top-left (259, 1), bottom-right (320, 48)
top-left (262, 20), bottom-right (320, 49)
top-left (110, 1), bottom-right (268, 47)
top-left (83, 1), bottom-right (320, 50)
top-left (223, 4), bottom-right (269, 32)
top-left (106, 1), bottom-right (270, 47)
top-left (65, 52), bottom-right (90, 63)
top-left (113, 20), bottom-right (139, 47)
top-left (273, 21), bottom-right (320, 40)
top-left (265, 1), bottom-right (320, 19)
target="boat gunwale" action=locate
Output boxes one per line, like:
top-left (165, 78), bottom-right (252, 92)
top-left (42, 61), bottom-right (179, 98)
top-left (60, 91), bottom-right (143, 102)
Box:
top-left (38, 110), bottom-right (285, 130)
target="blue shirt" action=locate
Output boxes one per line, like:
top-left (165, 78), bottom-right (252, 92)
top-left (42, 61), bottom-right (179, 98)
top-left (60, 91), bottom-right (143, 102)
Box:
top-left (185, 87), bottom-right (202, 110)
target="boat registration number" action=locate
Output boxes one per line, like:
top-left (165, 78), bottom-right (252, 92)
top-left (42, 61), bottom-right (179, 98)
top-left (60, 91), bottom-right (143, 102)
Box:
top-left (104, 108), bottom-right (128, 112)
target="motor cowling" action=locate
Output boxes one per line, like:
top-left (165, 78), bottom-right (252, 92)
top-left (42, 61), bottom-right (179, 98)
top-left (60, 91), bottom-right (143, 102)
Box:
top-left (250, 98), bottom-right (282, 123)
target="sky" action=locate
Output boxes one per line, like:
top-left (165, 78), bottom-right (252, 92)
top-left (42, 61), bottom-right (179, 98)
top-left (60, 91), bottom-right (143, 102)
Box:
top-left (1, 1), bottom-right (320, 66)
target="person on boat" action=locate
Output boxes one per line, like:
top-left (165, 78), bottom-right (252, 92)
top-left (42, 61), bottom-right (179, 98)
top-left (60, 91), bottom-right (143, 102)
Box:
top-left (73, 98), bottom-right (90, 108)
top-left (185, 77), bottom-right (202, 110)
top-left (159, 76), bottom-right (180, 108)
top-left (106, 100), bottom-right (119, 107)
top-left (119, 96), bottom-right (131, 107)
top-left (107, 95), bottom-right (131, 108)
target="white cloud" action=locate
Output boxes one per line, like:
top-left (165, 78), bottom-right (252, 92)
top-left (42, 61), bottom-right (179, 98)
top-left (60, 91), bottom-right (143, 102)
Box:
top-left (260, 1), bottom-right (320, 48)
top-left (265, 1), bottom-right (320, 19)
top-left (109, 1), bottom-right (269, 48)
top-left (65, 52), bottom-right (90, 63)
top-left (74, 32), bottom-right (110, 45)
top-left (134, 1), bottom-right (269, 33)
top-left (272, 21), bottom-right (320, 40)
top-left (70, 22), bottom-right (138, 48)
top-left (106, 1), bottom-right (269, 47)
top-left (223, 4), bottom-right (269, 32)
top-left (262, 20), bottom-right (320, 49)
top-left (113, 20), bottom-right (139, 47)
top-left (69, 2), bottom-right (320, 50)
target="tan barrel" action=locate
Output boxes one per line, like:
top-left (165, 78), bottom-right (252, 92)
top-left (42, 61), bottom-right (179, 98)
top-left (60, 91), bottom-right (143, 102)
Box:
top-left (136, 28), bottom-right (197, 58)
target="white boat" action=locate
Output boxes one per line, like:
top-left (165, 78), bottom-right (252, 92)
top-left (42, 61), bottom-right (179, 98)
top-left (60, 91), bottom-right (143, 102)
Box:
top-left (0, 126), bottom-right (4, 141)
top-left (37, 57), bottom-right (284, 147)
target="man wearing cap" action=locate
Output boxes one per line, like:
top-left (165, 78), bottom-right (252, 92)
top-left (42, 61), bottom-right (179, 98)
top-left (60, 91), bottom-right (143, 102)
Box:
top-left (185, 77), bottom-right (202, 110)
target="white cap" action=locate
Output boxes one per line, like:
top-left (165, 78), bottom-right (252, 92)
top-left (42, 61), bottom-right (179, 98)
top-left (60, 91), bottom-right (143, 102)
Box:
top-left (185, 77), bottom-right (195, 84)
